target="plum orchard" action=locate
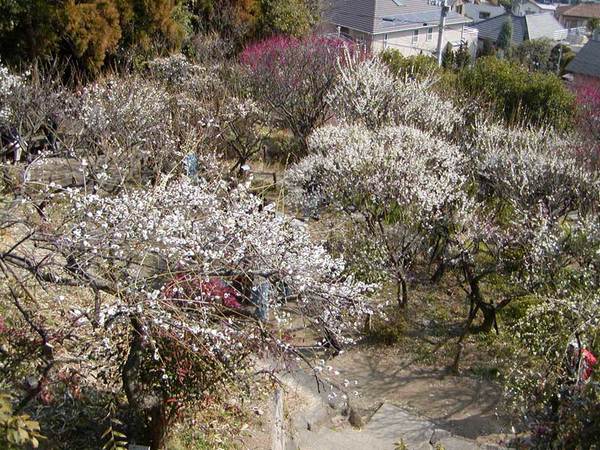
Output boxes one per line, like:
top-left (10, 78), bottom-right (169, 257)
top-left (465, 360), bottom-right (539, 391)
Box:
top-left (286, 55), bottom-right (599, 447)
top-left (0, 55), bottom-right (375, 449)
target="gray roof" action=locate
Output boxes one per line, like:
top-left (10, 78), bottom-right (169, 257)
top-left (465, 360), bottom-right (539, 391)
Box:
top-left (463, 3), bottom-right (506, 23)
top-left (566, 39), bottom-right (600, 77)
top-left (525, 13), bottom-right (564, 40)
top-left (473, 14), bottom-right (527, 44)
top-left (472, 12), bottom-right (563, 45)
top-left (323, 0), bottom-right (471, 34)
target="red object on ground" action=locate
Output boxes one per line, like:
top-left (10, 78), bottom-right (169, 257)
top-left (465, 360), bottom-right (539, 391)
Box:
top-left (164, 274), bottom-right (242, 309)
top-left (581, 349), bottom-right (598, 382)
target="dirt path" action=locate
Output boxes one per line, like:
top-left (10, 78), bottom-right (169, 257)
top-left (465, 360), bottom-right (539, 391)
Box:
top-left (330, 347), bottom-right (510, 441)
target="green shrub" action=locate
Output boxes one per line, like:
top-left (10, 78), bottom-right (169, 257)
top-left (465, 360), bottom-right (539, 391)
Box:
top-left (0, 394), bottom-right (44, 449)
top-left (367, 312), bottom-right (407, 345)
top-left (498, 295), bottom-right (541, 324)
top-left (380, 49), bottom-right (440, 80)
top-left (459, 57), bottom-right (575, 129)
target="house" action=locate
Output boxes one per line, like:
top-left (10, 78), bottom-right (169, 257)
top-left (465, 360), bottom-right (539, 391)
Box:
top-left (566, 32), bottom-right (600, 83)
top-left (512, 0), bottom-right (557, 16)
top-left (472, 12), bottom-right (565, 48)
top-left (463, 2), bottom-right (506, 23)
top-left (322, 0), bottom-right (478, 58)
top-left (555, 3), bottom-right (600, 29)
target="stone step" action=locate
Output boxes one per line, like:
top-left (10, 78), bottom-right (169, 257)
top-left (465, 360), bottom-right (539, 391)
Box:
top-left (289, 428), bottom-right (394, 450)
top-left (289, 401), bottom-right (511, 450)
top-left (363, 403), bottom-right (436, 448)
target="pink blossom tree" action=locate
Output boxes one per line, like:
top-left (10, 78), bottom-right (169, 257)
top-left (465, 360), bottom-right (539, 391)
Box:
top-left (239, 35), bottom-right (350, 150)
top-left (575, 79), bottom-right (600, 168)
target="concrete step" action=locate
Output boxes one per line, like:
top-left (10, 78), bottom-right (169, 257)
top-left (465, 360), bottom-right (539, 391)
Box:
top-left (289, 428), bottom-right (394, 450)
top-left (364, 403), bottom-right (436, 448)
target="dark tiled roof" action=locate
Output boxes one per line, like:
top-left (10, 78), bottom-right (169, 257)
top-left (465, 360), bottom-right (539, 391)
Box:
top-left (323, 0), bottom-right (378, 34)
top-left (558, 3), bottom-right (600, 19)
top-left (472, 12), bottom-right (563, 44)
top-left (472, 14), bottom-right (527, 44)
top-left (566, 39), bottom-right (600, 77)
top-left (323, 0), bottom-right (470, 34)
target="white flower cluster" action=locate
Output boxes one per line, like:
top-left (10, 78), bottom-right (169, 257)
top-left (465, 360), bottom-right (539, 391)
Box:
top-left (146, 53), bottom-right (206, 85)
top-left (327, 52), bottom-right (398, 129)
top-left (471, 123), bottom-right (599, 215)
top-left (0, 61), bottom-right (26, 123)
top-left (221, 97), bottom-right (265, 123)
top-left (61, 176), bottom-right (374, 354)
top-left (287, 124), bottom-right (466, 217)
top-left (326, 53), bottom-right (462, 137)
top-left (286, 124), bottom-right (465, 304)
top-left (72, 76), bottom-right (176, 152)
top-left (65, 75), bottom-right (207, 185)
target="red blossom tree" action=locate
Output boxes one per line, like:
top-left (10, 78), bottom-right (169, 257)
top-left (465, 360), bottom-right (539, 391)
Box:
top-left (239, 35), bottom-right (351, 149)
top-left (575, 79), bottom-right (600, 168)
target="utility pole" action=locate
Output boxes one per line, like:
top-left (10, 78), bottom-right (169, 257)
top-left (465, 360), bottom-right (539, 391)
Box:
top-left (436, 0), bottom-right (450, 67)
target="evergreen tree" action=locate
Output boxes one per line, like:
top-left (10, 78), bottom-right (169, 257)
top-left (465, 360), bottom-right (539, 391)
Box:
top-left (259, 0), bottom-right (315, 37)
top-left (0, 0), bottom-right (191, 75)
top-left (454, 42), bottom-right (471, 69)
top-left (441, 42), bottom-right (455, 70)
top-left (497, 19), bottom-right (513, 55)
top-left (479, 39), bottom-right (496, 57)
top-left (62, 0), bottom-right (122, 74)
top-left (0, 0), bottom-right (60, 64)
top-left (587, 17), bottom-right (600, 33)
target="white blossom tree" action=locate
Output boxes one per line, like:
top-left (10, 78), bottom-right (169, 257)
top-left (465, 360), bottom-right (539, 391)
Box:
top-left (0, 164), bottom-right (374, 448)
top-left (326, 53), bottom-right (463, 137)
top-left (286, 124), bottom-right (466, 308)
top-left (434, 123), bottom-right (600, 370)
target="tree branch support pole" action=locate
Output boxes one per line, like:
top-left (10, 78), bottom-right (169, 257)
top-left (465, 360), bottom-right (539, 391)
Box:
top-left (437, 0), bottom-right (449, 67)
top-left (272, 387), bottom-right (285, 450)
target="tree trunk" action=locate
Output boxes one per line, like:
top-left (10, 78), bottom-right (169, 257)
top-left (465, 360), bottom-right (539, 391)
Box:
top-left (122, 317), bottom-right (170, 450)
top-left (396, 277), bottom-right (408, 309)
top-left (451, 298), bottom-right (478, 374)
top-left (147, 404), bottom-right (169, 450)
top-left (463, 265), bottom-right (498, 334)
top-left (451, 261), bottom-right (498, 373)
top-left (431, 260), bottom-right (446, 284)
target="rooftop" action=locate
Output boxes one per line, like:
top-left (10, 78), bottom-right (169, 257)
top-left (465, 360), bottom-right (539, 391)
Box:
top-left (463, 2), bottom-right (506, 22)
top-left (472, 12), bottom-right (564, 44)
top-left (566, 39), bottom-right (600, 77)
top-left (324, 0), bottom-right (471, 34)
top-left (556, 3), bottom-right (600, 19)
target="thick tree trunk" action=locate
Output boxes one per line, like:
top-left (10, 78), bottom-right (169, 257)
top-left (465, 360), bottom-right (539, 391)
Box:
top-left (451, 298), bottom-right (478, 374)
top-left (396, 277), bottom-right (408, 309)
top-left (122, 317), bottom-right (169, 450)
top-left (431, 260), bottom-right (446, 284)
top-left (451, 261), bottom-right (499, 373)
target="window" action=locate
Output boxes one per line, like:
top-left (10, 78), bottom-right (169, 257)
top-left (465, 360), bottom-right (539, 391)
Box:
top-left (479, 12), bottom-right (491, 19)
top-left (412, 29), bottom-right (419, 45)
top-left (427, 27), bottom-right (433, 41)
top-left (383, 33), bottom-right (389, 49)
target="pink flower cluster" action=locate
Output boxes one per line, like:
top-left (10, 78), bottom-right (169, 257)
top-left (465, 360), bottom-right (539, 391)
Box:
top-left (163, 274), bottom-right (242, 309)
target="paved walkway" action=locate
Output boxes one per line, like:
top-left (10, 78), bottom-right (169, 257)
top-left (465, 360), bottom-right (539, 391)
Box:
top-left (280, 354), bottom-right (513, 450)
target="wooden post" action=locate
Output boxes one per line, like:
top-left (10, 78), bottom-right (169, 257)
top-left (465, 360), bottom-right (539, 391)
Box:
top-left (272, 387), bottom-right (285, 450)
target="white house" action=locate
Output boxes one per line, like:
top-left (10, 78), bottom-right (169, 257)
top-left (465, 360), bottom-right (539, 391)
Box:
top-left (322, 0), bottom-right (478, 59)
top-left (463, 2), bottom-right (506, 23)
top-left (512, 0), bottom-right (557, 16)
